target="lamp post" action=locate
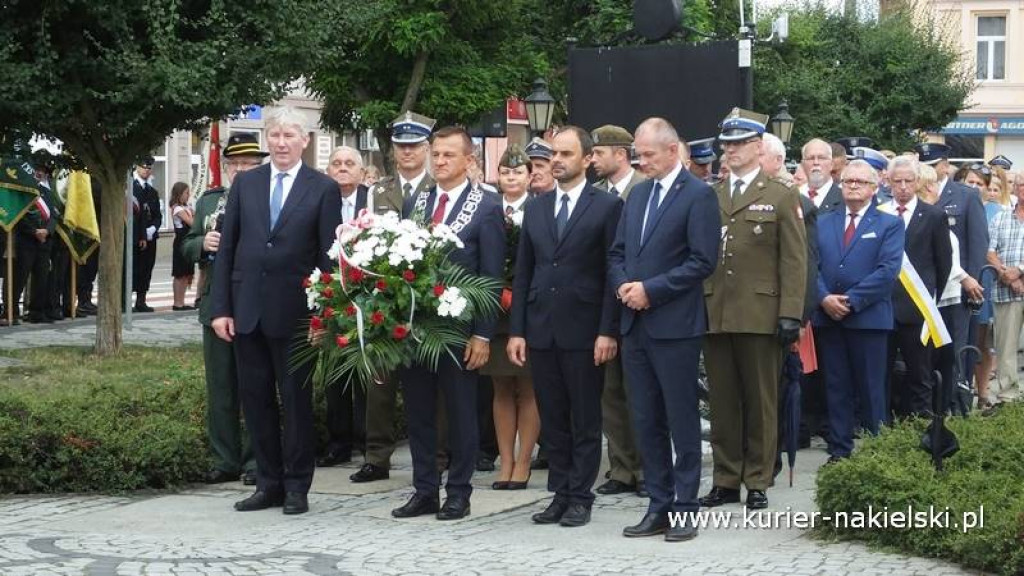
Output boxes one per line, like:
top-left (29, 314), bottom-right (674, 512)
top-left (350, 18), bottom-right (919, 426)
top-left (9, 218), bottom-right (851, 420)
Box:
top-left (769, 100), bottom-right (795, 147)
top-left (524, 78), bottom-right (556, 136)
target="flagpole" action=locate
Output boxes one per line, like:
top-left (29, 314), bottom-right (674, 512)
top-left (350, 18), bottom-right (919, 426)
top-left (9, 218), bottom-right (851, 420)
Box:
top-left (71, 259), bottom-right (78, 318)
top-left (5, 230), bottom-right (12, 327)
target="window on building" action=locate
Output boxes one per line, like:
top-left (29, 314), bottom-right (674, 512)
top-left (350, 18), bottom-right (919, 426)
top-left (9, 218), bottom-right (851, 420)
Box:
top-left (976, 16), bottom-right (1006, 81)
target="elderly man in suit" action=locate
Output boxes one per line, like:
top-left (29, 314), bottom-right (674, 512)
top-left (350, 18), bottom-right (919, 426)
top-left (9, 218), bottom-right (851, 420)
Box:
top-left (814, 159), bottom-right (904, 462)
top-left (883, 156), bottom-right (951, 419)
top-left (608, 117), bottom-right (721, 542)
top-left (211, 107), bottom-right (342, 515)
top-left (700, 109), bottom-right (807, 511)
top-left (799, 139), bottom-right (842, 214)
top-left (507, 125), bottom-right (622, 527)
top-left (589, 124), bottom-right (647, 498)
top-left (318, 145), bottom-right (370, 469)
top-left (392, 126), bottom-right (505, 521)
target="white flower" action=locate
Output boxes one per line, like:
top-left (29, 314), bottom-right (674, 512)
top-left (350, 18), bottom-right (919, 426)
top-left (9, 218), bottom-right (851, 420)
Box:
top-left (437, 287), bottom-right (469, 318)
top-left (305, 267), bottom-right (322, 309)
top-left (326, 240), bottom-right (341, 261)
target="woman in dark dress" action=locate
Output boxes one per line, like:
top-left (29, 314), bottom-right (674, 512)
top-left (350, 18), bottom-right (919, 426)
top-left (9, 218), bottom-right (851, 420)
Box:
top-left (169, 181), bottom-right (195, 310)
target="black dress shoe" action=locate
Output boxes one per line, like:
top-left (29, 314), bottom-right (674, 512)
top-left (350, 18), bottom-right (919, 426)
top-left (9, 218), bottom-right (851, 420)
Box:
top-left (596, 479), bottom-right (636, 495)
top-left (665, 522), bottom-right (699, 542)
top-left (391, 493), bottom-right (440, 518)
top-left (316, 451), bottom-right (352, 467)
top-left (172, 305), bottom-right (195, 311)
top-left (242, 470), bottom-right (257, 486)
top-left (350, 463), bottom-right (389, 483)
top-left (532, 500), bottom-right (569, 524)
top-left (623, 512), bottom-right (669, 537)
top-left (559, 503), bottom-right (592, 527)
top-left (475, 455), bottom-right (496, 472)
top-left (491, 480), bottom-right (510, 490)
top-left (636, 480), bottom-right (649, 498)
top-left (436, 495), bottom-right (471, 520)
top-left (506, 473), bottom-right (530, 490)
top-left (746, 489), bottom-right (768, 509)
top-left (46, 311), bottom-right (64, 321)
top-left (283, 492), bottom-right (309, 515)
top-left (133, 303), bottom-right (154, 313)
top-left (24, 313), bottom-right (54, 324)
top-left (234, 490), bottom-right (284, 511)
top-left (698, 486), bottom-right (741, 508)
top-left (824, 455), bottom-right (846, 466)
top-left (530, 455), bottom-right (549, 470)
top-left (204, 469), bottom-right (237, 484)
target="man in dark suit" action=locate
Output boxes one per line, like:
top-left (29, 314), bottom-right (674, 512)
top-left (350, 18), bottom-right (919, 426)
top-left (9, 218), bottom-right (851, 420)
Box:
top-left (799, 139), bottom-right (843, 214)
top-left (814, 159), bottom-right (904, 462)
top-left (507, 125), bottom-right (622, 527)
top-left (211, 107), bottom-right (342, 515)
top-left (589, 124), bottom-right (646, 498)
top-left (915, 142), bottom-right (987, 412)
top-left (883, 156), bottom-right (952, 418)
top-left (608, 117), bottom-right (721, 542)
top-left (132, 156), bottom-right (161, 313)
top-left (319, 145), bottom-right (369, 468)
top-left (24, 162), bottom-right (59, 324)
top-left (392, 126), bottom-right (505, 521)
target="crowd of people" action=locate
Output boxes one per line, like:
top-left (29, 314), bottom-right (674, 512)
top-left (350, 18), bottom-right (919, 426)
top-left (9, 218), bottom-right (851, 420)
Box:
top-left (6, 103), bottom-right (1021, 543)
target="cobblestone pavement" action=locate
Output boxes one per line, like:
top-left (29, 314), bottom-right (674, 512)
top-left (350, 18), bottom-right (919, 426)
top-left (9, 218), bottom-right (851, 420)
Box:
top-left (0, 317), bottom-right (982, 575)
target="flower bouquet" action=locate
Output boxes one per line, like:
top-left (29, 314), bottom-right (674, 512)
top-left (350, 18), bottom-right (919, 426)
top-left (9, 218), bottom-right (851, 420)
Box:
top-left (293, 210), bottom-right (502, 388)
top-left (500, 210), bottom-right (523, 310)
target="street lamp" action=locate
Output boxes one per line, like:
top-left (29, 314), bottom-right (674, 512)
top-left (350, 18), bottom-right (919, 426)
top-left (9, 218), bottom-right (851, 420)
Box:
top-left (769, 100), bottom-right (795, 146)
top-left (524, 78), bottom-right (556, 136)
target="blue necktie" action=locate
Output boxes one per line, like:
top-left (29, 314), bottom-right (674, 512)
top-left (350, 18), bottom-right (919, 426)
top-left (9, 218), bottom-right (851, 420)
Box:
top-left (642, 182), bottom-right (662, 243)
top-left (556, 194), bottom-right (570, 239)
top-left (270, 172), bottom-right (286, 229)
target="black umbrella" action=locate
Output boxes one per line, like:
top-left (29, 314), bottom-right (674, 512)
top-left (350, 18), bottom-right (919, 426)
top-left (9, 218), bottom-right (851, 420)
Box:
top-left (920, 369), bottom-right (959, 471)
top-left (781, 351), bottom-right (803, 486)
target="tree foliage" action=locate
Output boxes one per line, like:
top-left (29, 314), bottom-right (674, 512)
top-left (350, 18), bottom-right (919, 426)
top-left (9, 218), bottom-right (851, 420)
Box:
top-left (753, 4), bottom-right (973, 151)
top-left (0, 0), bottom-right (339, 353)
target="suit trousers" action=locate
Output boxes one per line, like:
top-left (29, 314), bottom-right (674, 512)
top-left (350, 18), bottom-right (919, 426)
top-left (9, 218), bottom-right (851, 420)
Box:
top-left (12, 238), bottom-right (42, 316)
top-left (887, 322), bottom-right (936, 418)
top-left (818, 327), bottom-right (889, 458)
top-left (133, 238), bottom-right (157, 296)
top-left (530, 348), bottom-right (604, 506)
top-left (324, 379), bottom-right (366, 457)
top-left (26, 240), bottom-right (52, 316)
top-left (992, 301), bottom-right (1024, 403)
top-left (601, 356), bottom-right (643, 484)
top-left (234, 325), bottom-right (315, 494)
top-left (935, 304), bottom-right (968, 413)
top-left (622, 320), bottom-right (702, 515)
top-left (203, 326), bottom-right (254, 475)
top-left (48, 238), bottom-right (70, 315)
top-left (363, 377), bottom-right (398, 467)
top-left (704, 333), bottom-right (782, 491)
top-left (401, 353), bottom-right (478, 499)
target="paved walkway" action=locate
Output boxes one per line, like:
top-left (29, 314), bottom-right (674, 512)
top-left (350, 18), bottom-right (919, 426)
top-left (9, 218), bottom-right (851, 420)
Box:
top-left (0, 316), bottom-right (979, 576)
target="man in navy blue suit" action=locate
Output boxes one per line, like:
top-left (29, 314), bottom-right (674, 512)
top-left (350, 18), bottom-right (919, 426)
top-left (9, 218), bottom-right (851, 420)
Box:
top-left (392, 126), bottom-right (506, 521)
top-left (813, 159), bottom-right (904, 462)
top-left (507, 126), bottom-right (622, 528)
top-left (608, 117), bottom-right (721, 542)
top-left (914, 142), bottom-right (987, 412)
top-left (211, 107), bottom-right (342, 515)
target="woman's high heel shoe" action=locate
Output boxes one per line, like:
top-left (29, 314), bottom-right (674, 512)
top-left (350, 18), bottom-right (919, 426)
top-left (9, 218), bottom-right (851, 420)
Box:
top-left (492, 480), bottom-right (510, 490)
top-left (507, 472), bottom-right (531, 490)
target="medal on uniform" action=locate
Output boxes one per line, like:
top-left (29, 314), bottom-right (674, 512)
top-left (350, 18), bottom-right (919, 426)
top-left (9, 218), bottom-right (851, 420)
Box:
top-left (753, 224), bottom-right (763, 235)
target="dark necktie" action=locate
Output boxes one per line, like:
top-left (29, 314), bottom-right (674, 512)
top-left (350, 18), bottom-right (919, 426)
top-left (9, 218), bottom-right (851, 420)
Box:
top-left (843, 212), bottom-right (858, 247)
top-left (732, 179), bottom-right (744, 200)
top-left (609, 185), bottom-right (619, 197)
top-left (505, 205), bottom-right (514, 217)
top-left (896, 205), bottom-right (906, 217)
top-left (642, 182), bottom-right (662, 242)
top-left (403, 182), bottom-right (412, 198)
top-left (556, 194), bottom-right (570, 239)
top-left (431, 192), bottom-right (449, 225)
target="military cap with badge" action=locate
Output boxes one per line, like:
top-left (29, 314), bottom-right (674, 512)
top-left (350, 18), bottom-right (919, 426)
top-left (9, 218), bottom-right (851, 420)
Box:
top-left (989, 155), bottom-right (1013, 170)
top-left (524, 137), bottom-right (553, 161)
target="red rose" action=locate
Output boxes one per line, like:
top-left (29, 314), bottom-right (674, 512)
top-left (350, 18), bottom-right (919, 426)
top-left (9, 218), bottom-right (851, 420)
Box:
top-left (320, 272), bottom-right (333, 284)
top-left (335, 335), bottom-right (350, 348)
top-left (370, 311), bottom-right (385, 325)
top-left (310, 316), bottom-right (323, 330)
top-left (345, 305), bottom-right (357, 317)
top-left (403, 270), bottom-right (416, 282)
top-left (347, 267), bottom-right (365, 283)
top-left (433, 284), bottom-right (445, 297)
top-left (322, 287), bottom-right (334, 299)
top-left (375, 279), bottom-right (388, 291)
top-left (392, 325), bottom-right (409, 340)
top-left (302, 277), bottom-right (312, 288)
top-left (323, 306), bottom-right (335, 319)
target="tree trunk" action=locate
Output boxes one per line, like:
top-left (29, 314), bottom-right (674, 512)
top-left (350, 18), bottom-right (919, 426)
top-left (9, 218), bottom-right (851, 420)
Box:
top-left (94, 168), bottom-right (127, 355)
top-left (376, 126), bottom-right (395, 177)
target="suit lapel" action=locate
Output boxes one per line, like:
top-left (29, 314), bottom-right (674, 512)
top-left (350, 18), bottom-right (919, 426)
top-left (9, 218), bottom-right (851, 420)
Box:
top-left (355, 186), bottom-right (368, 213)
top-left (544, 191), bottom-right (559, 244)
top-left (272, 166), bottom-right (308, 235)
top-left (728, 173), bottom-right (768, 215)
top-left (640, 172), bottom-right (685, 250)
top-left (557, 185), bottom-right (595, 250)
top-left (443, 183), bottom-right (473, 228)
top-left (842, 207), bottom-right (876, 258)
top-left (254, 165), bottom-right (272, 236)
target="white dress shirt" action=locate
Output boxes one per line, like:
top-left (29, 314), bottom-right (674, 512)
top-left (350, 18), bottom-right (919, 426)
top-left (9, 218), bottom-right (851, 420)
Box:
top-left (270, 161), bottom-right (302, 206)
top-left (800, 178), bottom-right (834, 209)
top-left (729, 167), bottom-right (761, 198)
top-left (503, 193), bottom-right (528, 225)
top-left (340, 192), bottom-right (358, 223)
top-left (641, 162), bottom-right (683, 236)
top-left (846, 204), bottom-right (869, 232)
top-left (400, 171), bottom-right (428, 197)
top-left (888, 195), bottom-right (917, 227)
top-left (608, 169), bottom-right (636, 196)
top-left (434, 180), bottom-right (470, 224)
top-left (554, 179), bottom-right (587, 220)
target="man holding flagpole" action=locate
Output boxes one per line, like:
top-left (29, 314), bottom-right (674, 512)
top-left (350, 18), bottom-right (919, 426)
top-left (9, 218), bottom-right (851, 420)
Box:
top-left (882, 156), bottom-right (952, 419)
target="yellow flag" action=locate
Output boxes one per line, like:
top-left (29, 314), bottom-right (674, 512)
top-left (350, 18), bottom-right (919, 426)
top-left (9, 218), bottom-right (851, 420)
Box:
top-left (64, 171), bottom-right (99, 241)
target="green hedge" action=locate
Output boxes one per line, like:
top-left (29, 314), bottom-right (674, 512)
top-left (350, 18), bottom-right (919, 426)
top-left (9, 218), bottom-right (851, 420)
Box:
top-left (815, 403), bottom-right (1024, 575)
top-left (0, 346), bottom-right (209, 493)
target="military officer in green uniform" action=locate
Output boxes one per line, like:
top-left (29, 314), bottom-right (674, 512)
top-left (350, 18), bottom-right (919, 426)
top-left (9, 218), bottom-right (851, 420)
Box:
top-left (700, 109), bottom-right (807, 510)
top-left (351, 112), bottom-right (437, 484)
top-left (589, 124), bottom-right (647, 497)
top-left (181, 133), bottom-right (266, 484)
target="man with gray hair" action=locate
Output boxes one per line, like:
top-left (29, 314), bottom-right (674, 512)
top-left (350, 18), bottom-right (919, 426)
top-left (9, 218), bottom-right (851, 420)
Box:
top-left (800, 139), bottom-right (842, 213)
top-left (759, 133), bottom-right (788, 179)
top-left (211, 106), bottom-right (342, 514)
